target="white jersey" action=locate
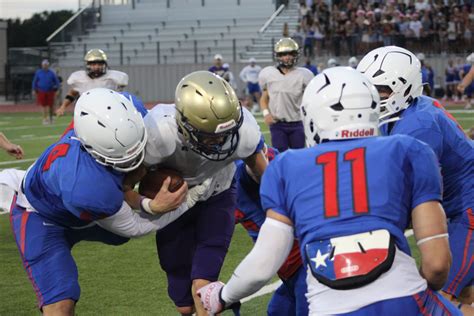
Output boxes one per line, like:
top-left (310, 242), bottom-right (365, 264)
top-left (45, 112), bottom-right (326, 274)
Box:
top-left (258, 66), bottom-right (314, 122)
top-left (240, 65), bottom-right (262, 84)
top-left (143, 104), bottom-right (262, 198)
top-left (67, 70), bottom-right (128, 94)
top-left (306, 248), bottom-right (427, 315)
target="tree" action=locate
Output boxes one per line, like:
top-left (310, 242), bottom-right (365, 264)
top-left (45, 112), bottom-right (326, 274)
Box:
top-left (7, 10), bottom-right (74, 47)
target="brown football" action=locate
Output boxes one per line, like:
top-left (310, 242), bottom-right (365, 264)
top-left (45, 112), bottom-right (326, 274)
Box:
top-left (138, 168), bottom-right (185, 198)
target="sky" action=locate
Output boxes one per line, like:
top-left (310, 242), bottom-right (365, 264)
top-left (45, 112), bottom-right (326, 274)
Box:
top-left (0, 0), bottom-right (89, 20)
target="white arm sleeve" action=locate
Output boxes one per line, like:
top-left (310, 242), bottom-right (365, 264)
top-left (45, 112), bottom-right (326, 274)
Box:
top-left (96, 201), bottom-right (188, 238)
top-left (221, 217), bottom-right (294, 304)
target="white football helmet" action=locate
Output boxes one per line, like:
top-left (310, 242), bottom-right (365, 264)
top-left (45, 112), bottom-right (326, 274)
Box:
top-left (74, 88), bottom-right (147, 172)
top-left (327, 58), bottom-right (338, 68)
top-left (357, 46), bottom-right (422, 121)
top-left (301, 67), bottom-right (380, 147)
top-left (348, 56), bottom-right (358, 68)
top-left (467, 52), bottom-right (474, 64)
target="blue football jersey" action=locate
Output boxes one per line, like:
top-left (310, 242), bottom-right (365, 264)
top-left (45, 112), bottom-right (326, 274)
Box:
top-left (24, 94), bottom-right (147, 228)
top-left (260, 135), bottom-right (442, 267)
top-left (24, 129), bottom-right (125, 227)
top-left (380, 95), bottom-right (473, 218)
top-left (234, 160), bottom-right (266, 242)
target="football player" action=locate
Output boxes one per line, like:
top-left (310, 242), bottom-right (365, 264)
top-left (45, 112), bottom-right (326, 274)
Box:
top-left (259, 37), bottom-right (314, 152)
top-left (239, 57), bottom-right (262, 113)
top-left (10, 88), bottom-right (210, 315)
top-left (234, 145), bottom-right (308, 315)
top-left (123, 71), bottom-right (268, 315)
top-left (348, 56), bottom-right (358, 69)
top-left (56, 49), bottom-right (128, 116)
top-left (458, 52), bottom-right (474, 109)
top-left (358, 46), bottom-right (473, 312)
top-left (198, 67), bottom-right (461, 315)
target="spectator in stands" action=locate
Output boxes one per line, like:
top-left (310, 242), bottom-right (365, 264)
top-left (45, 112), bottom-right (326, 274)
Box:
top-left (56, 49), bottom-right (128, 116)
top-left (32, 59), bottom-right (60, 125)
top-left (303, 57), bottom-right (318, 75)
top-left (208, 54), bottom-right (229, 79)
top-left (282, 22), bottom-right (290, 37)
top-left (239, 57), bottom-right (262, 113)
top-left (291, 26), bottom-right (303, 48)
top-left (418, 53), bottom-right (435, 96)
top-left (303, 18), bottom-right (316, 58)
top-left (259, 38), bottom-right (314, 152)
top-left (288, 1), bottom-right (472, 57)
top-left (299, 2), bottom-right (310, 19)
top-left (445, 59), bottom-right (458, 101)
top-left (0, 132), bottom-right (24, 159)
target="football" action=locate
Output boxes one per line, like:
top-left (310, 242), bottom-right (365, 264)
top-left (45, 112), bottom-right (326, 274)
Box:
top-left (138, 168), bottom-right (185, 198)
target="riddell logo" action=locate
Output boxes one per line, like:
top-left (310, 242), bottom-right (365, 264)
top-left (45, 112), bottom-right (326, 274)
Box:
top-left (215, 120), bottom-right (236, 133)
top-left (340, 128), bottom-right (374, 138)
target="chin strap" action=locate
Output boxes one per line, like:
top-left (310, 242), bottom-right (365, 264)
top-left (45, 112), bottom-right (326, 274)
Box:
top-left (378, 114), bottom-right (401, 128)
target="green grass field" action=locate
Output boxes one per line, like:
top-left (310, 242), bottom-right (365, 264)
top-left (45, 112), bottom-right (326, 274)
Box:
top-left (0, 107), bottom-right (472, 315)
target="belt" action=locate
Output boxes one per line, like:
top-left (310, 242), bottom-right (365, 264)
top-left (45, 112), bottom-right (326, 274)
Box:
top-left (274, 119), bottom-right (302, 124)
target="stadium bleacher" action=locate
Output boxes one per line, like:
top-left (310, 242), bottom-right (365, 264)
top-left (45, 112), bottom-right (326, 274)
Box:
top-left (55, 0), bottom-right (277, 66)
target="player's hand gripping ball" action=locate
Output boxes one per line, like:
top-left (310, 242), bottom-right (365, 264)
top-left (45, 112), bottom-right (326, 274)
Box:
top-left (138, 168), bottom-right (185, 198)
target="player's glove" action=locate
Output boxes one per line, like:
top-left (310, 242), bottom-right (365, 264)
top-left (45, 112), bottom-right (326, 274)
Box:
top-left (186, 177), bottom-right (212, 208)
top-left (197, 281), bottom-right (226, 314)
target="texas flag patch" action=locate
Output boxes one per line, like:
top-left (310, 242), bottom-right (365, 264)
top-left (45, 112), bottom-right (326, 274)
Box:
top-left (305, 230), bottom-right (395, 289)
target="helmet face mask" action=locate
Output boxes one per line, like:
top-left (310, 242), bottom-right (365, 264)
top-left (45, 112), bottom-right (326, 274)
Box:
top-left (274, 38), bottom-right (300, 68)
top-left (84, 49), bottom-right (108, 78)
top-left (301, 67), bottom-right (380, 147)
top-left (175, 71), bottom-right (243, 161)
top-left (74, 88), bottom-right (147, 172)
top-left (357, 46), bottom-right (422, 121)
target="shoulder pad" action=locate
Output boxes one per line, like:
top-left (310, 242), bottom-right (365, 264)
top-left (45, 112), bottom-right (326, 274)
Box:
top-left (143, 104), bottom-right (178, 165)
top-left (235, 107), bottom-right (262, 158)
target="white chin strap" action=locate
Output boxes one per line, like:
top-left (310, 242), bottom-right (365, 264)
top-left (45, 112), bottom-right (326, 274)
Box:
top-left (378, 115), bottom-right (401, 128)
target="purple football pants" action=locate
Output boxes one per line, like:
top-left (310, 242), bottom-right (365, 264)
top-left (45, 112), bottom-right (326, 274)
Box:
top-left (269, 121), bottom-right (305, 152)
top-left (155, 182), bottom-right (237, 307)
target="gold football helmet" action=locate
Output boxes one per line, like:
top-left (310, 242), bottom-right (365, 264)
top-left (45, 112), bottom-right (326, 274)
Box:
top-left (274, 37), bottom-right (299, 68)
top-left (84, 49), bottom-right (108, 78)
top-left (175, 71), bottom-right (243, 161)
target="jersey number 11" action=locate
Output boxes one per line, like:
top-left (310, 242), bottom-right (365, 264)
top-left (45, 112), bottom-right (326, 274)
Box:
top-left (316, 147), bottom-right (369, 218)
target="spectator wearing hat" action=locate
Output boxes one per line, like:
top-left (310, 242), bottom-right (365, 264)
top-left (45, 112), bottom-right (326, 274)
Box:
top-left (32, 59), bottom-right (60, 124)
top-left (208, 54), bottom-right (229, 78)
top-left (239, 58), bottom-right (262, 113)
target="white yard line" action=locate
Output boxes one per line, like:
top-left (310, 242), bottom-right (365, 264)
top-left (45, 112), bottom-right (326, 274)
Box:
top-left (241, 280), bottom-right (282, 303)
top-left (12, 135), bottom-right (61, 142)
top-left (447, 110), bottom-right (474, 114)
top-left (0, 158), bottom-right (37, 166)
top-left (1, 123), bottom-right (68, 131)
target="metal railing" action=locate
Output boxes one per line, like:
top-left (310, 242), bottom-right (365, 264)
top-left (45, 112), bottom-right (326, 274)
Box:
top-left (46, 6), bottom-right (91, 43)
top-left (53, 38), bottom-right (252, 65)
top-left (259, 4), bottom-right (285, 34)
